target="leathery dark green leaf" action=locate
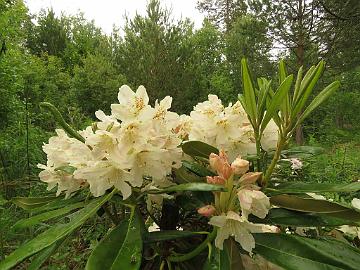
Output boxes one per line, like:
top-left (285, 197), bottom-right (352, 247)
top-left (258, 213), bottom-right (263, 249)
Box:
top-left (12, 196), bottom-right (59, 210)
top-left (146, 183), bottom-right (226, 194)
top-left (12, 202), bottom-right (85, 230)
top-left (182, 160), bottom-right (215, 177)
top-left (28, 237), bottom-right (67, 270)
top-left (145, 230), bottom-right (206, 243)
top-left (0, 192), bottom-right (114, 270)
top-left (86, 221), bottom-right (129, 270)
top-left (110, 207), bottom-right (143, 270)
top-left (249, 208), bottom-right (359, 227)
top-left (182, 141), bottom-right (219, 159)
top-left (254, 233), bottom-right (360, 270)
top-left (267, 182), bottom-right (360, 195)
top-left (270, 194), bottom-right (360, 222)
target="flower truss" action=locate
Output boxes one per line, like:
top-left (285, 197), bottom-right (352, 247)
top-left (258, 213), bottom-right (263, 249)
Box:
top-left (38, 86), bottom-right (278, 200)
top-left (38, 85), bottom-right (183, 199)
top-left (198, 150), bottom-right (277, 253)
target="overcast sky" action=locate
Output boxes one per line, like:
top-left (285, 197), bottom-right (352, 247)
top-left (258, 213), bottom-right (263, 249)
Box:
top-left (25, 0), bottom-right (205, 34)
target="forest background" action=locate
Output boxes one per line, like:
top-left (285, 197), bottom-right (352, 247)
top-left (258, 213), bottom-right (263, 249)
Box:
top-left (1, 0), bottom-right (360, 268)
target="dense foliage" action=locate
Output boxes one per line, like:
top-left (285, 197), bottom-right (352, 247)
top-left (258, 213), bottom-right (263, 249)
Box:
top-left (0, 0), bottom-right (359, 269)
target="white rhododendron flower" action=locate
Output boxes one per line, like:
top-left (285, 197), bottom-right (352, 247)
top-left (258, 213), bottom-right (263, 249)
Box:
top-left (111, 85), bottom-right (154, 122)
top-left (188, 96), bottom-right (278, 160)
top-left (351, 198), bottom-right (360, 211)
top-left (38, 85), bottom-right (182, 199)
top-left (209, 211), bottom-right (276, 253)
top-left (238, 189), bottom-right (270, 219)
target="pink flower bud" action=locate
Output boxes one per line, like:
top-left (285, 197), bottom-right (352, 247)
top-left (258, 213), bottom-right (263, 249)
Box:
top-left (239, 172), bottom-right (262, 185)
top-left (197, 205), bottom-right (216, 217)
top-left (231, 156), bottom-right (249, 175)
top-left (209, 150), bottom-right (232, 179)
top-left (206, 175), bottom-right (226, 185)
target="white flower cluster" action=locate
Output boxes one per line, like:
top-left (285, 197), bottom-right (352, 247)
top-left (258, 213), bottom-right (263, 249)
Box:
top-left (38, 85), bottom-right (182, 199)
top-left (188, 95), bottom-right (278, 160)
top-left (38, 88), bottom-right (279, 201)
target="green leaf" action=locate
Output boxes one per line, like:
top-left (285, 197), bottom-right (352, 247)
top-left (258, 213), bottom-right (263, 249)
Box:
top-left (145, 230), bottom-right (206, 243)
top-left (86, 220), bottom-right (129, 270)
top-left (281, 145), bottom-right (324, 158)
top-left (241, 58), bottom-right (257, 125)
top-left (174, 166), bottom-right (205, 184)
top-left (295, 81), bottom-right (340, 127)
top-left (146, 183), bottom-right (226, 194)
top-left (182, 141), bottom-right (219, 159)
top-left (12, 202), bottom-right (85, 230)
top-left (110, 207), bottom-right (143, 270)
top-left (203, 243), bottom-right (231, 270)
top-left (249, 208), bottom-right (359, 227)
top-left (267, 182), bottom-right (360, 195)
top-left (292, 61), bottom-right (325, 119)
top-left (260, 74), bottom-right (293, 133)
top-left (12, 196), bottom-right (59, 210)
top-left (278, 59), bottom-right (287, 83)
top-left (270, 194), bottom-right (360, 222)
top-left (0, 191), bottom-right (115, 270)
top-left (31, 195), bottom-right (84, 213)
top-left (40, 102), bottom-right (85, 143)
top-left (254, 233), bottom-right (360, 270)
top-left (182, 160), bottom-right (215, 177)
top-left (257, 78), bottom-right (271, 120)
top-left (293, 65), bottom-right (303, 104)
top-left (28, 237), bottom-right (67, 270)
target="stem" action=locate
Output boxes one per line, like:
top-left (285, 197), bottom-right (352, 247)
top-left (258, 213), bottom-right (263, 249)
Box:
top-left (263, 136), bottom-right (286, 185)
top-left (167, 228), bottom-right (217, 263)
top-left (103, 202), bottom-right (119, 225)
top-left (254, 131), bottom-right (262, 171)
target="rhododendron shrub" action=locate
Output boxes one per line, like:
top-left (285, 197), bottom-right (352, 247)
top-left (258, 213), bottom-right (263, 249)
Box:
top-left (2, 60), bottom-right (360, 270)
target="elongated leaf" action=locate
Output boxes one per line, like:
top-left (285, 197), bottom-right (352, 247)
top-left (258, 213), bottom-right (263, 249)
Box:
top-left (145, 230), bottom-right (206, 243)
top-left (203, 243), bottom-right (231, 270)
top-left (110, 208), bottom-right (143, 270)
top-left (278, 60), bottom-right (287, 83)
top-left (182, 160), bottom-right (215, 177)
top-left (281, 145), bottom-right (324, 157)
top-left (31, 195), bottom-right (84, 213)
top-left (270, 194), bottom-right (360, 222)
top-left (267, 182), bottom-right (360, 195)
top-left (295, 81), bottom-right (340, 127)
top-left (292, 66), bottom-right (303, 103)
top-left (182, 141), bottom-right (219, 159)
top-left (147, 183), bottom-right (226, 194)
top-left (12, 196), bottom-right (58, 210)
top-left (260, 75), bottom-right (293, 133)
top-left (86, 221), bottom-right (129, 270)
top-left (28, 237), bottom-right (67, 270)
top-left (0, 191), bottom-right (114, 270)
top-left (12, 202), bottom-right (85, 230)
top-left (174, 166), bottom-right (205, 184)
top-left (254, 233), bottom-right (360, 270)
top-left (292, 61), bottom-right (325, 118)
top-left (249, 208), bottom-right (359, 227)
top-left (241, 58), bottom-right (257, 124)
top-left (257, 78), bottom-right (271, 120)
top-left (278, 60), bottom-right (291, 119)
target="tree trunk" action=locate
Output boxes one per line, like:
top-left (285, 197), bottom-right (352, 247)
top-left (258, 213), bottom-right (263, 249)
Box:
top-left (295, 0), bottom-right (305, 145)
